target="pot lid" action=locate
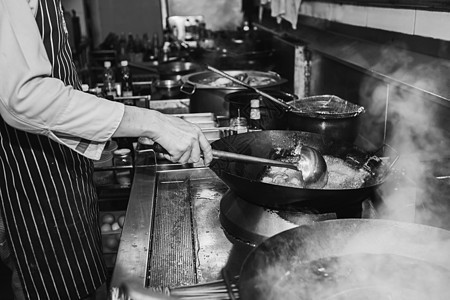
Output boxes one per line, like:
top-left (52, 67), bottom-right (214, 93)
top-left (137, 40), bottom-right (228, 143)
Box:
top-left (181, 70), bottom-right (286, 89)
top-left (288, 95), bottom-right (365, 119)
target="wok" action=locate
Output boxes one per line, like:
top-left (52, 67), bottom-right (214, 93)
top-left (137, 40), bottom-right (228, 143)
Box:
top-left (210, 130), bottom-right (397, 212)
top-left (239, 219), bottom-right (450, 300)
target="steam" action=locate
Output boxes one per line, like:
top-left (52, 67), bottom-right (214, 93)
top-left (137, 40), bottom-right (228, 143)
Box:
top-left (246, 220), bottom-right (450, 300)
top-left (244, 43), bottom-right (450, 300)
top-left (358, 43), bottom-right (450, 227)
top-left (168, 0), bottom-right (243, 31)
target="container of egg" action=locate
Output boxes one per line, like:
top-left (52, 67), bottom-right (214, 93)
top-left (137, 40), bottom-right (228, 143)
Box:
top-left (100, 210), bottom-right (126, 254)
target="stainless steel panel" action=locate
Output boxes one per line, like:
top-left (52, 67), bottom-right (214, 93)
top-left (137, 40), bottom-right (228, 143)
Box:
top-left (111, 164), bottom-right (157, 289)
top-left (111, 161), bottom-right (234, 291)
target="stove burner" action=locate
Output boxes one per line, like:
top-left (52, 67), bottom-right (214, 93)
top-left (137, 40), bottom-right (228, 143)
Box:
top-left (219, 191), bottom-right (337, 246)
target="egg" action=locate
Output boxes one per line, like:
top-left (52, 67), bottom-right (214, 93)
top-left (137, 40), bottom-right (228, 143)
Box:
top-left (100, 223), bottom-right (112, 233)
top-left (102, 213), bottom-right (115, 225)
top-left (104, 236), bottom-right (119, 250)
top-left (111, 222), bottom-right (121, 231)
top-left (118, 215), bottom-right (125, 228)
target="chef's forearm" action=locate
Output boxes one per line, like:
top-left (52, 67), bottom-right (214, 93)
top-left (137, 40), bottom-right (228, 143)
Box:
top-left (113, 106), bottom-right (162, 139)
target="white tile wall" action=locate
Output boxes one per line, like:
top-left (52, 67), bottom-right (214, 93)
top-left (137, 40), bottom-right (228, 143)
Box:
top-left (415, 10), bottom-right (450, 41)
top-left (330, 4), bottom-right (367, 27)
top-left (366, 7), bottom-right (415, 34)
top-left (299, 2), bottom-right (313, 17)
top-left (307, 1), bottom-right (333, 20)
top-left (298, 1), bottom-right (450, 41)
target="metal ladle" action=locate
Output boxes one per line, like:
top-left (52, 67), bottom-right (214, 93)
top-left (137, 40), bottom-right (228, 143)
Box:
top-left (137, 139), bottom-right (328, 188)
top-left (205, 65), bottom-right (297, 112)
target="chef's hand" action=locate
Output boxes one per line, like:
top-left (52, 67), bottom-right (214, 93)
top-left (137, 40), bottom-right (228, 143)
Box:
top-left (151, 113), bottom-right (213, 165)
top-left (114, 106), bottom-right (213, 165)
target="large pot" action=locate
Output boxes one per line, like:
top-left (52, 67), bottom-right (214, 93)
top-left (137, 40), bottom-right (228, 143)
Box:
top-left (210, 130), bottom-right (397, 212)
top-left (224, 90), bottom-right (297, 130)
top-left (239, 219), bottom-right (450, 300)
top-left (287, 95), bottom-right (365, 142)
top-left (180, 70), bottom-right (287, 117)
top-left (152, 79), bottom-right (182, 99)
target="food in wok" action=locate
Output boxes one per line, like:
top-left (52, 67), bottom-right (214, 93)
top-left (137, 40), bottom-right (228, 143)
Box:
top-left (248, 252), bottom-right (450, 300)
top-left (210, 131), bottom-right (398, 210)
top-left (261, 154), bottom-right (371, 190)
top-left (239, 219), bottom-right (450, 300)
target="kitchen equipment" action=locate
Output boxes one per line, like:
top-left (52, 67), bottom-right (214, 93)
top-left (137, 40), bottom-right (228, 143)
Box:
top-left (224, 90), bottom-right (298, 130)
top-left (205, 65), bottom-right (294, 112)
top-left (157, 61), bottom-right (202, 81)
top-left (287, 95), bottom-right (365, 141)
top-left (239, 218), bottom-right (450, 300)
top-left (109, 148), bottom-right (382, 296)
top-left (210, 130), bottom-right (398, 212)
top-left (171, 112), bottom-right (217, 129)
top-left (205, 66), bottom-right (364, 142)
top-left (137, 141), bottom-right (328, 187)
top-left (212, 149), bottom-right (320, 174)
top-left (152, 79), bottom-right (182, 98)
top-left (180, 69), bottom-right (287, 117)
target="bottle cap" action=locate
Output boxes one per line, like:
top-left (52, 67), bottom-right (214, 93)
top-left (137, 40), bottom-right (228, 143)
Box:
top-left (104, 61), bottom-right (112, 68)
top-left (120, 60), bottom-right (129, 67)
top-left (250, 99), bottom-right (260, 108)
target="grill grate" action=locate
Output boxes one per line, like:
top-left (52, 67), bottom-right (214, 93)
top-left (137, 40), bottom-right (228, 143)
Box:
top-left (146, 179), bottom-right (197, 288)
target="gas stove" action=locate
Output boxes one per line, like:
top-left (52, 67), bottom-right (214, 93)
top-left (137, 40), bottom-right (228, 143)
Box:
top-left (219, 190), bottom-right (374, 247)
top-left (110, 151), bottom-right (379, 292)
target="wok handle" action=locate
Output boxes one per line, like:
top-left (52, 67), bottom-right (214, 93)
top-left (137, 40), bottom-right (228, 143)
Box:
top-left (205, 65), bottom-right (295, 112)
top-left (362, 143), bottom-right (399, 176)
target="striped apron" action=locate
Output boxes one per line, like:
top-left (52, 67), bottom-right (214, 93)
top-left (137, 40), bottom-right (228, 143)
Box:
top-left (0, 0), bottom-right (107, 299)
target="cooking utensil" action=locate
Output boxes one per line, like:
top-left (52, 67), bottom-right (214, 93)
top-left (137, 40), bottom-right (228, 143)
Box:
top-left (157, 61), bottom-right (202, 81)
top-left (212, 149), bottom-right (319, 174)
top-left (209, 130), bottom-right (398, 211)
top-left (204, 66), bottom-right (365, 142)
top-left (205, 65), bottom-right (295, 112)
top-left (239, 219), bottom-right (450, 300)
top-left (180, 70), bottom-right (287, 117)
top-left (137, 141), bottom-right (328, 187)
top-left (287, 95), bottom-right (365, 142)
top-left (152, 79), bottom-right (182, 98)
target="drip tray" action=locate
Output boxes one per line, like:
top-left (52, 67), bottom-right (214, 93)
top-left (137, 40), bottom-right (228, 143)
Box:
top-left (147, 179), bottom-right (196, 287)
top-left (145, 168), bottom-right (231, 288)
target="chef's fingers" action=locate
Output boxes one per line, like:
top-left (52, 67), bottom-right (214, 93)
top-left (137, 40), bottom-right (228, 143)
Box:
top-left (162, 152), bottom-right (173, 162)
top-left (177, 144), bottom-right (193, 165)
top-left (187, 141), bottom-right (202, 164)
top-left (198, 134), bottom-right (213, 166)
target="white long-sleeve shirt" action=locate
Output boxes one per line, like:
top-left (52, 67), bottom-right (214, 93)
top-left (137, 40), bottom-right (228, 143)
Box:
top-left (0, 0), bottom-right (125, 160)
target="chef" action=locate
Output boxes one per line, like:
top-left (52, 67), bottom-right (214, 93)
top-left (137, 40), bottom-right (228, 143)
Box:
top-left (0, 0), bottom-right (213, 299)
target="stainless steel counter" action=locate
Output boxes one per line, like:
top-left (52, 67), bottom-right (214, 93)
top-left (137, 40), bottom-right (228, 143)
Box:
top-left (109, 148), bottom-right (418, 298)
top-left (110, 151), bottom-right (252, 294)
